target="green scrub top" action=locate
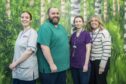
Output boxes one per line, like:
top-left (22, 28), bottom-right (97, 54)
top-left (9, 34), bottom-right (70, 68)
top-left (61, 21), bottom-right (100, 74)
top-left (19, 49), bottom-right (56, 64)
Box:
top-left (37, 20), bottom-right (70, 73)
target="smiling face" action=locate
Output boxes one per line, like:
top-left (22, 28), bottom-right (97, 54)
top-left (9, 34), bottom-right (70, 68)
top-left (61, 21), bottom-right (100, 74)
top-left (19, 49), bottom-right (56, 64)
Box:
top-left (74, 17), bottom-right (84, 29)
top-left (90, 17), bottom-right (100, 30)
top-left (48, 8), bottom-right (60, 25)
top-left (20, 12), bottom-right (32, 27)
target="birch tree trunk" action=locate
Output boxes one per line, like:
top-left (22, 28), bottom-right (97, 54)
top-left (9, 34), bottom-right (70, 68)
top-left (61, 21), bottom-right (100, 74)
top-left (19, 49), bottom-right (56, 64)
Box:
top-left (95, 0), bottom-right (102, 17)
top-left (6, 0), bottom-right (11, 19)
top-left (40, 0), bottom-right (46, 24)
top-left (103, 0), bottom-right (107, 22)
top-left (48, 0), bottom-right (51, 3)
top-left (29, 0), bottom-right (34, 7)
top-left (71, 0), bottom-right (80, 33)
top-left (61, 0), bottom-right (66, 16)
top-left (117, 0), bottom-right (120, 14)
top-left (113, 0), bottom-right (116, 16)
top-left (124, 1), bottom-right (126, 52)
top-left (83, 0), bottom-right (87, 22)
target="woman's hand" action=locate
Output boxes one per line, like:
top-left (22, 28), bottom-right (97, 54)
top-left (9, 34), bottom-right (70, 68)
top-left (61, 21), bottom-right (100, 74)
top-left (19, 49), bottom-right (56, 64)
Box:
top-left (83, 64), bottom-right (88, 72)
top-left (9, 62), bottom-right (17, 70)
top-left (99, 67), bottom-right (105, 74)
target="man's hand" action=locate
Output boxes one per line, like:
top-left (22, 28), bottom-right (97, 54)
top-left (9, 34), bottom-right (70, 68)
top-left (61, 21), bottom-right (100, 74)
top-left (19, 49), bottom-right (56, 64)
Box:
top-left (50, 63), bottom-right (57, 73)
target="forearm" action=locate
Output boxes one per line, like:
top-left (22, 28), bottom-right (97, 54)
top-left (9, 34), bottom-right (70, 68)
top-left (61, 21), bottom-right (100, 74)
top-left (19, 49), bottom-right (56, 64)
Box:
top-left (84, 43), bottom-right (91, 65)
top-left (100, 39), bottom-right (111, 68)
top-left (41, 45), bottom-right (55, 66)
top-left (14, 49), bottom-right (33, 66)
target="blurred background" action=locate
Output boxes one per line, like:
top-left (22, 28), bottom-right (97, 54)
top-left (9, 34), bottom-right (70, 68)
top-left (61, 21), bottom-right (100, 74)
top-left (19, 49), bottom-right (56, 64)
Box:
top-left (0, 0), bottom-right (126, 84)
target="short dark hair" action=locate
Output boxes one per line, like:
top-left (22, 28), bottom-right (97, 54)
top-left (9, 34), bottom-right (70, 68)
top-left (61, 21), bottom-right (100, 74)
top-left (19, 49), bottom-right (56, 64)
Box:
top-left (21, 11), bottom-right (32, 20)
top-left (47, 7), bottom-right (58, 15)
top-left (73, 16), bottom-right (84, 23)
top-left (47, 7), bottom-right (52, 15)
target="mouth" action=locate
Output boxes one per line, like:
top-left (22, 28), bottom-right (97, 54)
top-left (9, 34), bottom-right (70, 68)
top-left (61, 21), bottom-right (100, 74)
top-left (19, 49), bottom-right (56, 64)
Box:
top-left (53, 17), bottom-right (59, 20)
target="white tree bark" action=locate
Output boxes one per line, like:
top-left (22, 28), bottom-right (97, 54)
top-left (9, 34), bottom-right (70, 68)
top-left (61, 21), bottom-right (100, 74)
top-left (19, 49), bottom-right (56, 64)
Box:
top-left (104, 0), bottom-right (107, 21)
top-left (40, 0), bottom-right (46, 24)
top-left (29, 0), bottom-right (34, 7)
top-left (61, 0), bottom-right (66, 16)
top-left (48, 0), bottom-right (51, 3)
top-left (117, 0), bottom-right (120, 14)
top-left (124, 1), bottom-right (126, 52)
top-left (113, 0), bottom-right (116, 16)
top-left (71, 0), bottom-right (80, 33)
top-left (95, 0), bottom-right (102, 17)
top-left (6, 0), bottom-right (11, 19)
top-left (83, 0), bottom-right (87, 22)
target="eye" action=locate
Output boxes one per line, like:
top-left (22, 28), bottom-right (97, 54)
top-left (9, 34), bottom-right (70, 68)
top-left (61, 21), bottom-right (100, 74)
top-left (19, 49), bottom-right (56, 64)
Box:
top-left (52, 12), bottom-right (59, 15)
top-left (56, 12), bottom-right (59, 15)
top-left (25, 16), bottom-right (29, 19)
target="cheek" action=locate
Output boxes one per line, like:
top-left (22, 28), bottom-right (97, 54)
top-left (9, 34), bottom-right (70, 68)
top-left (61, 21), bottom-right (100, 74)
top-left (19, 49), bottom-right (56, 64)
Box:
top-left (75, 23), bottom-right (79, 27)
top-left (79, 22), bottom-right (83, 26)
top-left (96, 22), bottom-right (100, 27)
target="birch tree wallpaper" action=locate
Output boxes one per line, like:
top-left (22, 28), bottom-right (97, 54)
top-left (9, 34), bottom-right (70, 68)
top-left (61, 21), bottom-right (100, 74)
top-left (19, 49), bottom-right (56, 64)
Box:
top-left (0, 0), bottom-right (126, 84)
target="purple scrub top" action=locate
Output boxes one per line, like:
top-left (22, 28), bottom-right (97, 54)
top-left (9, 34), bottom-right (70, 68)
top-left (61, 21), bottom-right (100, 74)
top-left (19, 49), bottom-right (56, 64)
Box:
top-left (70, 30), bottom-right (91, 68)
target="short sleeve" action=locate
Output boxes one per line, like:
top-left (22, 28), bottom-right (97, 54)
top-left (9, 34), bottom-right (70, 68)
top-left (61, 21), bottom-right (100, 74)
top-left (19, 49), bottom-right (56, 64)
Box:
top-left (37, 25), bottom-right (52, 46)
top-left (27, 29), bottom-right (38, 52)
top-left (85, 32), bottom-right (92, 44)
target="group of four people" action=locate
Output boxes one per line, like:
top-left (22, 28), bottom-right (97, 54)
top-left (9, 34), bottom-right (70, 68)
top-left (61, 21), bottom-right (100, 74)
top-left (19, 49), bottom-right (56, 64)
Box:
top-left (9, 7), bottom-right (111, 84)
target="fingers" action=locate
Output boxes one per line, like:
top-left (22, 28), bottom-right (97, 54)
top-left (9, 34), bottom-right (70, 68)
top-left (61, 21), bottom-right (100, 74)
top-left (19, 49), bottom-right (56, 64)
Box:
top-left (50, 64), bottom-right (57, 73)
top-left (83, 65), bottom-right (88, 72)
top-left (99, 67), bottom-right (104, 74)
top-left (9, 63), bottom-right (16, 70)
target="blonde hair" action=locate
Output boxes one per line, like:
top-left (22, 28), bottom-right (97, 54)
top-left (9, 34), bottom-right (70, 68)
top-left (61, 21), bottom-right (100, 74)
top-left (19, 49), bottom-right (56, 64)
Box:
top-left (87, 15), bottom-right (104, 31)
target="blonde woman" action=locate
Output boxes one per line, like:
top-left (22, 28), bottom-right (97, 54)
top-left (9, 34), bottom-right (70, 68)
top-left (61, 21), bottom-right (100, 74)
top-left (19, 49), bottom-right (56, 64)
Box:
top-left (88, 15), bottom-right (111, 84)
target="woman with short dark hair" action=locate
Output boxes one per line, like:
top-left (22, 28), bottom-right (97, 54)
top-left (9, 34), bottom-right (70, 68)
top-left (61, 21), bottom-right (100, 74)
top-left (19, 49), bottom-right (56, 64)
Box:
top-left (9, 11), bottom-right (38, 84)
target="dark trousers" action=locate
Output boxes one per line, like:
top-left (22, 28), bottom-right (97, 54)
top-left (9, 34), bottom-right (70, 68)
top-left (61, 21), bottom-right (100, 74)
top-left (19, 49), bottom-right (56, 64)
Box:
top-left (71, 66), bottom-right (91, 84)
top-left (89, 59), bottom-right (110, 84)
top-left (40, 70), bottom-right (66, 84)
top-left (13, 79), bottom-right (36, 84)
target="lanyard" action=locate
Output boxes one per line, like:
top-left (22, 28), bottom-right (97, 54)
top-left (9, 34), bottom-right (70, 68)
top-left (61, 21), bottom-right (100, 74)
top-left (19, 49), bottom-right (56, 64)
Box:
top-left (91, 29), bottom-right (100, 43)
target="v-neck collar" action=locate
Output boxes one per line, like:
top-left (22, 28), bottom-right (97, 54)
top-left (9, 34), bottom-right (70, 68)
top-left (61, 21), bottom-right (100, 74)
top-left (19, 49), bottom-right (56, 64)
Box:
top-left (46, 20), bottom-right (60, 29)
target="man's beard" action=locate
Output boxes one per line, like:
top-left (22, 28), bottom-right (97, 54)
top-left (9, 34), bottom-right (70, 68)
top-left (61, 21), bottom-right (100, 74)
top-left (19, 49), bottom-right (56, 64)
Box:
top-left (49, 17), bottom-right (60, 25)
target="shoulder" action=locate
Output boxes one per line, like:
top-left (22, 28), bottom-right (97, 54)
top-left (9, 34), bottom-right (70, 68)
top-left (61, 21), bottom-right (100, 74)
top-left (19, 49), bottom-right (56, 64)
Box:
top-left (59, 24), bottom-right (66, 30)
top-left (40, 22), bottom-right (49, 29)
top-left (82, 30), bottom-right (90, 36)
top-left (38, 23), bottom-right (52, 32)
top-left (71, 31), bottom-right (76, 36)
top-left (100, 29), bottom-right (111, 38)
top-left (101, 29), bottom-right (110, 34)
top-left (59, 24), bottom-right (64, 28)
top-left (30, 28), bottom-right (37, 34)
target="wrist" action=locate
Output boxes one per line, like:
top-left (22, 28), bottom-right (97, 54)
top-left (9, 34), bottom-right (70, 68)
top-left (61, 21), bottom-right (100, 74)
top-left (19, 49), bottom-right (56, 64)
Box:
top-left (84, 63), bottom-right (89, 66)
top-left (49, 62), bottom-right (55, 67)
top-left (99, 66), bottom-right (105, 69)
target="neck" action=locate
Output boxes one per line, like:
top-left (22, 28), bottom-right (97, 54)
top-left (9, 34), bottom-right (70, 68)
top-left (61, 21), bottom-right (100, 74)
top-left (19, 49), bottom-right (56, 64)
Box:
top-left (92, 28), bottom-right (99, 32)
top-left (23, 26), bottom-right (31, 31)
top-left (76, 28), bottom-right (83, 33)
top-left (54, 25), bottom-right (58, 28)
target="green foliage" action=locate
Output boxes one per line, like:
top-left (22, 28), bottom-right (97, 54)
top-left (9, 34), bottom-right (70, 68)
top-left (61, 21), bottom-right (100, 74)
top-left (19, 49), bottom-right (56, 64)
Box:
top-left (0, 8), bottom-right (19, 84)
top-left (105, 21), bottom-right (126, 84)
